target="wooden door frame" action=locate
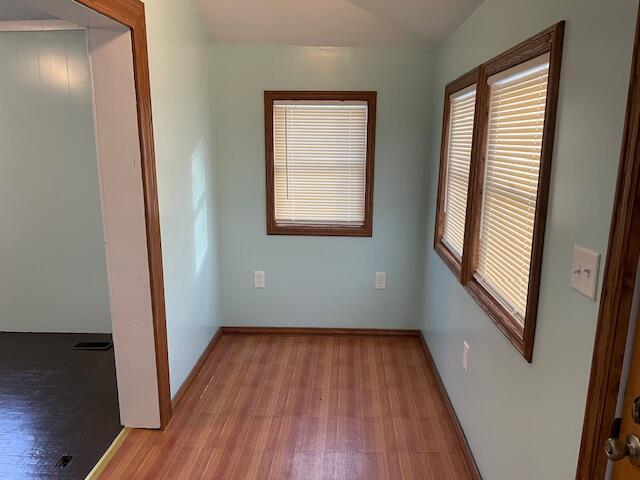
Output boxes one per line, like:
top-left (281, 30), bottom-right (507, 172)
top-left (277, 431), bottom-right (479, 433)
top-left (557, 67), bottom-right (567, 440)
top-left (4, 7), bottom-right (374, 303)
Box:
top-left (73, 0), bottom-right (172, 429)
top-left (576, 4), bottom-right (640, 478)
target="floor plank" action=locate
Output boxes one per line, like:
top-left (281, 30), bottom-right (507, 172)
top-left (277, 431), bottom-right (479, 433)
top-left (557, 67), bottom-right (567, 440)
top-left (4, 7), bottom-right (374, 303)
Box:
top-left (101, 334), bottom-right (471, 479)
top-left (0, 332), bottom-right (121, 479)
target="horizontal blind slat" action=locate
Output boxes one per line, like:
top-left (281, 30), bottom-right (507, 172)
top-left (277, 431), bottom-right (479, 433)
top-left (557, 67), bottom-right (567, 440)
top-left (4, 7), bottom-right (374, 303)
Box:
top-left (476, 55), bottom-right (549, 319)
top-left (442, 86), bottom-right (477, 258)
top-left (273, 102), bottom-right (368, 224)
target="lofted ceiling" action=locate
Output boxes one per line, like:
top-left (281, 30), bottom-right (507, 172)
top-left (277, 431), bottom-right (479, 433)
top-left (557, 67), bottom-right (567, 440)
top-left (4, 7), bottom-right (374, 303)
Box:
top-left (196, 0), bottom-right (483, 48)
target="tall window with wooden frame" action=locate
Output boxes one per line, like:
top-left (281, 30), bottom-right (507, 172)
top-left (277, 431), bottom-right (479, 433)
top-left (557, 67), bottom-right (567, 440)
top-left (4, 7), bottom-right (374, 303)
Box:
top-left (264, 91), bottom-right (376, 237)
top-left (433, 22), bottom-right (564, 361)
top-left (434, 69), bottom-right (480, 280)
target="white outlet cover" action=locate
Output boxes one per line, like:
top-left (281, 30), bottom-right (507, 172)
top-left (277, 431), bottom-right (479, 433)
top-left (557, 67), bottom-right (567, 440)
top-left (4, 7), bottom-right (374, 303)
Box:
top-left (463, 341), bottom-right (470, 373)
top-left (254, 270), bottom-right (265, 289)
top-left (375, 272), bottom-right (386, 290)
top-left (571, 245), bottom-right (600, 300)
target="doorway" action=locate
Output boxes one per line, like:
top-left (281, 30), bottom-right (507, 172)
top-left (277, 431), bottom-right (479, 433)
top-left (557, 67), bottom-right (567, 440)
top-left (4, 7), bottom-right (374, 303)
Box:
top-left (0, 0), bottom-right (171, 477)
top-left (0, 16), bottom-right (121, 478)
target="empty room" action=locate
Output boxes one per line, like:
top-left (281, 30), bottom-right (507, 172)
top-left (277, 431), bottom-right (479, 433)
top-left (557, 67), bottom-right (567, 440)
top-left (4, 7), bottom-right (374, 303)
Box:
top-left (2, 0), bottom-right (640, 479)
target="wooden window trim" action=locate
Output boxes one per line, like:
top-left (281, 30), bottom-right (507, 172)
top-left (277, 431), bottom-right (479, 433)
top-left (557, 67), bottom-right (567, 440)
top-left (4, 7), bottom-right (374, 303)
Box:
top-left (434, 68), bottom-right (482, 280)
top-left (264, 91), bottom-right (377, 237)
top-left (465, 22), bottom-right (565, 362)
top-left (433, 22), bottom-right (565, 362)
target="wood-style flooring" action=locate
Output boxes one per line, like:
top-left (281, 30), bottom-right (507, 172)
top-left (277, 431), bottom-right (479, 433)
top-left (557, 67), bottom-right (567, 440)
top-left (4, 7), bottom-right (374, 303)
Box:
top-left (0, 332), bottom-right (121, 479)
top-left (101, 333), bottom-right (472, 479)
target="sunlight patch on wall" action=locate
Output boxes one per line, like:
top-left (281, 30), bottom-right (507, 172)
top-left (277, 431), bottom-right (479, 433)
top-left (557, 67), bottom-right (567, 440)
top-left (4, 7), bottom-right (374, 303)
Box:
top-left (191, 139), bottom-right (208, 273)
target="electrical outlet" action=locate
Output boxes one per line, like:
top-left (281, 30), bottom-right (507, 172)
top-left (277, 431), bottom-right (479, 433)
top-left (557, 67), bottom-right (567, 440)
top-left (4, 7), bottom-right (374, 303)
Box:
top-left (375, 272), bottom-right (386, 290)
top-left (253, 270), bottom-right (265, 289)
top-left (570, 245), bottom-right (600, 300)
top-left (463, 341), bottom-right (470, 373)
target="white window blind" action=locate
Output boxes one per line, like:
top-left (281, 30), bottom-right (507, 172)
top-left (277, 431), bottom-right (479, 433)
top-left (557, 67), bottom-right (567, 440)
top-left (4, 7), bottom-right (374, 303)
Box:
top-left (273, 100), bottom-right (368, 225)
top-left (475, 53), bottom-right (550, 323)
top-left (442, 85), bottom-right (477, 258)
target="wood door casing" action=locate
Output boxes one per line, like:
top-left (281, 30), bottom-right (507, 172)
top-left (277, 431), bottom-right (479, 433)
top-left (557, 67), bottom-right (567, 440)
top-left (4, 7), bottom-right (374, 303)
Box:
top-left (613, 307), bottom-right (640, 479)
top-left (577, 4), bottom-right (640, 477)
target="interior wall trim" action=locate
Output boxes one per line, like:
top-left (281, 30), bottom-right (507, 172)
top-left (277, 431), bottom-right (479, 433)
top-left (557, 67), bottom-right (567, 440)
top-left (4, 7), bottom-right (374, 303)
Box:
top-left (220, 326), bottom-right (421, 336)
top-left (576, 3), bottom-right (640, 478)
top-left (418, 333), bottom-right (483, 480)
top-left (168, 326), bottom-right (482, 476)
top-left (75, 0), bottom-right (172, 428)
top-left (171, 328), bottom-right (223, 411)
top-left (84, 427), bottom-right (130, 479)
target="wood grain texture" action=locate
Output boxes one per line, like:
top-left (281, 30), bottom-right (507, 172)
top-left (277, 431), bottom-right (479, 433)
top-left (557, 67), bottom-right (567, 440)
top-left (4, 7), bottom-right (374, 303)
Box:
top-left (434, 67), bottom-right (481, 282)
top-left (101, 333), bottom-right (475, 479)
top-left (576, 5), bottom-right (640, 479)
top-left (432, 22), bottom-right (565, 362)
top-left (221, 327), bottom-right (421, 336)
top-left (418, 333), bottom-right (481, 480)
top-left (612, 306), bottom-right (640, 478)
top-left (463, 21), bottom-right (565, 362)
top-left (264, 91), bottom-right (377, 237)
top-left (0, 333), bottom-right (121, 480)
top-left (172, 328), bottom-right (223, 410)
top-left (74, 0), bottom-right (172, 427)
top-left (85, 428), bottom-right (130, 480)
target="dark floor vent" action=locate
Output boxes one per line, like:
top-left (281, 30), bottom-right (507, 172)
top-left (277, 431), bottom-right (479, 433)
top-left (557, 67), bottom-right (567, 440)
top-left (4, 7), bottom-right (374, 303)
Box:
top-left (55, 455), bottom-right (73, 469)
top-left (72, 341), bottom-right (113, 351)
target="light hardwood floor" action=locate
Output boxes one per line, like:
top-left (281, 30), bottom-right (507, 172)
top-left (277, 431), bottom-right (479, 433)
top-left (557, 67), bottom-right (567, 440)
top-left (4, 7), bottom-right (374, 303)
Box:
top-left (101, 333), bottom-right (472, 479)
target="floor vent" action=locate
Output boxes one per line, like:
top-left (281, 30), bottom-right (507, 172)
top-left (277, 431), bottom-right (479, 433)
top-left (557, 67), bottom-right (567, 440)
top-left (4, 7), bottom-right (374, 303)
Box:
top-left (55, 455), bottom-right (73, 469)
top-left (72, 341), bottom-right (113, 351)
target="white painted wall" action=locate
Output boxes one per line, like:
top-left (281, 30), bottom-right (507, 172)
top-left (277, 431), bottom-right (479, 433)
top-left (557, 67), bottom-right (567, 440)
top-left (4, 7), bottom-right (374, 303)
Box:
top-left (86, 25), bottom-right (161, 429)
top-left (420, 1), bottom-right (639, 478)
top-left (0, 29), bottom-right (111, 334)
top-left (142, 0), bottom-right (221, 398)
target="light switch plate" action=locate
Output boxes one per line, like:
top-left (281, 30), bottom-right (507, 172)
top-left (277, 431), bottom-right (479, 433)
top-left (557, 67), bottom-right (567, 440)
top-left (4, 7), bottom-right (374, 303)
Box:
top-left (254, 270), bottom-right (265, 289)
top-left (571, 245), bottom-right (600, 300)
top-left (375, 272), bottom-right (386, 290)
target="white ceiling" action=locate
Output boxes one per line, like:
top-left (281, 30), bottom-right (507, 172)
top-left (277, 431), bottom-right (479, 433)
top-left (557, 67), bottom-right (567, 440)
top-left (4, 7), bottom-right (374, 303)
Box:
top-left (196, 0), bottom-right (482, 48)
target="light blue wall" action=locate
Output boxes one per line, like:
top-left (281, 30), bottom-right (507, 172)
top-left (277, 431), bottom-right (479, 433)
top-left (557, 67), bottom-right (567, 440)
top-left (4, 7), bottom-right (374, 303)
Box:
top-left (143, 0), bottom-right (221, 397)
top-left (420, 1), bottom-right (638, 478)
top-left (0, 30), bottom-right (111, 333)
top-left (211, 45), bottom-right (433, 329)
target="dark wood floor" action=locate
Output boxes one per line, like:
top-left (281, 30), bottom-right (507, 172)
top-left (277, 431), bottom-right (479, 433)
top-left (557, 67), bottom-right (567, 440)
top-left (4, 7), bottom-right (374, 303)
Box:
top-left (102, 333), bottom-right (472, 479)
top-left (0, 332), bottom-right (121, 479)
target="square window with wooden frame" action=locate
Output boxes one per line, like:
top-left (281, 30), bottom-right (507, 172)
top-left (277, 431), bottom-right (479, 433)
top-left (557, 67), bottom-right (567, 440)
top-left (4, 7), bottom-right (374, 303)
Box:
top-left (433, 22), bottom-right (564, 361)
top-left (434, 68), bottom-right (481, 280)
top-left (264, 91), bottom-right (376, 236)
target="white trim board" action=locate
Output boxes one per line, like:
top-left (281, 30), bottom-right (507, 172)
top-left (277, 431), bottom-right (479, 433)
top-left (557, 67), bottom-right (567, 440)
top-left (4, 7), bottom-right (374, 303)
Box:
top-left (0, 20), bottom-right (82, 31)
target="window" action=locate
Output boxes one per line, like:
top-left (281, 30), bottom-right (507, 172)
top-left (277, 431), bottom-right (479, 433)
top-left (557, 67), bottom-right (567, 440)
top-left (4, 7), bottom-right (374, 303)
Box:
top-left (434, 70), bottom-right (480, 279)
top-left (475, 54), bottom-right (550, 324)
top-left (265, 91), bottom-right (376, 236)
top-left (433, 22), bottom-right (564, 361)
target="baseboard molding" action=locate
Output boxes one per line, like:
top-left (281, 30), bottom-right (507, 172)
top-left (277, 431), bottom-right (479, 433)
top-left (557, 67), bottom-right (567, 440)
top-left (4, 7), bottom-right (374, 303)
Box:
top-left (220, 326), bottom-right (420, 336)
top-left (167, 325), bottom-right (480, 478)
top-left (84, 427), bottom-right (130, 480)
top-left (418, 332), bottom-right (482, 480)
top-left (171, 327), bottom-right (222, 411)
